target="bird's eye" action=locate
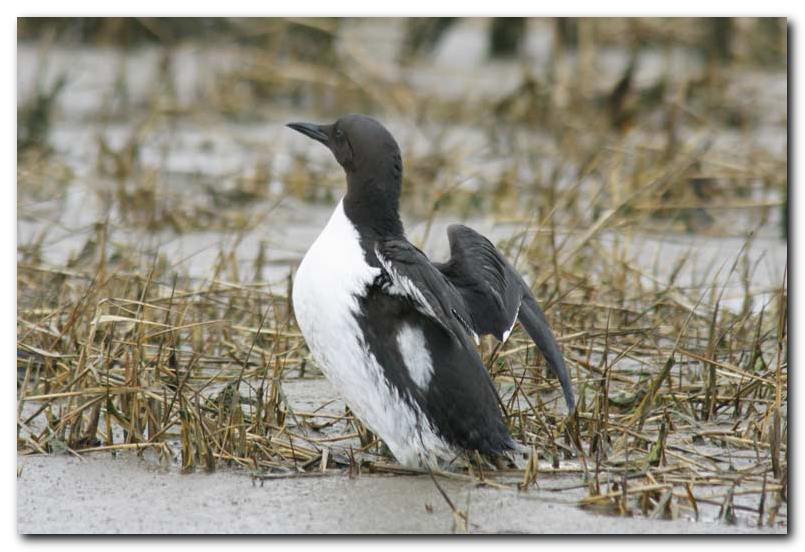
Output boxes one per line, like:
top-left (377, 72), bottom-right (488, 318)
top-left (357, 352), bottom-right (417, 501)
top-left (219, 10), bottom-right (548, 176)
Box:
top-left (335, 129), bottom-right (344, 139)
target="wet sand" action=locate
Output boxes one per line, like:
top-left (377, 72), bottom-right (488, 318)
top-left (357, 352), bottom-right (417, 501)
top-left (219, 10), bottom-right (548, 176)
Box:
top-left (17, 452), bottom-right (784, 535)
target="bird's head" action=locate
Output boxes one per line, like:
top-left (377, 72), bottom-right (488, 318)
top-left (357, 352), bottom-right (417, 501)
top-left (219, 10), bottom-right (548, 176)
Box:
top-left (287, 114), bottom-right (405, 235)
top-left (287, 114), bottom-right (402, 179)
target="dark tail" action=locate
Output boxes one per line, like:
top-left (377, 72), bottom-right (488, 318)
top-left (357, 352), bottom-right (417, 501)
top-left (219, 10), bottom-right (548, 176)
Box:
top-left (518, 293), bottom-right (575, 412)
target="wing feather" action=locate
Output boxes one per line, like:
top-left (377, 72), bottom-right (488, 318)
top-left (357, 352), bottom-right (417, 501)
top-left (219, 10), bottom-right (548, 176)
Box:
top-left (372, 239), bottom-right (513, 455)
top-left (438, 224), bottom-right (576, 412)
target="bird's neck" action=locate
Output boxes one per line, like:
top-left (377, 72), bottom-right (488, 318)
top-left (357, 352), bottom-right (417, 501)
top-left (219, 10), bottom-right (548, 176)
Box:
top-left (343, 165), bottom-right (404, 239)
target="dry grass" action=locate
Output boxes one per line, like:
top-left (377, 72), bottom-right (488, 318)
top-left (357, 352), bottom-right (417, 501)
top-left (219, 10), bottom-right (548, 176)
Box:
top-left (17, 17), bottom-right (787, 530)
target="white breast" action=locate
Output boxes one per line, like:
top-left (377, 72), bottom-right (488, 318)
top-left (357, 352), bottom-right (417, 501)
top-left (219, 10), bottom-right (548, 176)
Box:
top-left (292, 199), bottom-right (452, 467)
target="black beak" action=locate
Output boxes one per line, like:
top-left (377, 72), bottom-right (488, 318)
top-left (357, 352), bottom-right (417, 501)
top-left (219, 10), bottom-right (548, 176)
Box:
top-left (286, 122), bottom-right (330, 145)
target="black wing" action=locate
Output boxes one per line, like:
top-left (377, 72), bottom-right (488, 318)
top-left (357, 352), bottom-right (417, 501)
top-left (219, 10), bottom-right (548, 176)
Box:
top-left (372, 238), bottom-right (514, 455)
top-left (435, 224), bottom-right (576, 412)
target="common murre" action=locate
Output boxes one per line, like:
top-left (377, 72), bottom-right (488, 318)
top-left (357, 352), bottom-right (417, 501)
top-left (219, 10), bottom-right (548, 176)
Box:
top-left (288, 114), bottom-right (575, 468)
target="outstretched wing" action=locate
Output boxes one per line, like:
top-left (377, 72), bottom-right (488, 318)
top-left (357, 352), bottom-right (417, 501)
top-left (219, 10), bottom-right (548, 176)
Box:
top-left (372, 238), bottom-right (514, 455)
top-left (435, 224), bottom-right (576, 412)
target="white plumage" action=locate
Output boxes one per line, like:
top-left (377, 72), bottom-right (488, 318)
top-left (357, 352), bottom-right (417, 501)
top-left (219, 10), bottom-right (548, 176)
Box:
top-left (395, 323), bottom-right (434, 391)
top-left (292, 199), bottom-right (453, 467)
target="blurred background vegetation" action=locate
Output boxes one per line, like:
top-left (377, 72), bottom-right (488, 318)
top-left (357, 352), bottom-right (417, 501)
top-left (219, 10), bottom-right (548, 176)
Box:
top-left (18, 17), bottom-right (787, 236)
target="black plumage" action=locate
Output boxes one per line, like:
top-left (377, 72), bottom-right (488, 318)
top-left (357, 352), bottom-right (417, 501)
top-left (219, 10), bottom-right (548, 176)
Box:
top-left (288, 114), bottom-right (575, 463)
top-left (369, 237), bottom-right (515, 455)
top-left (435, 224), bottom-right (576, 411)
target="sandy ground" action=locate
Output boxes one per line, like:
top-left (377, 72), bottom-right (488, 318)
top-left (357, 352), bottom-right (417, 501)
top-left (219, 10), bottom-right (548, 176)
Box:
top-left (17, 453), bottom-right (785, 535)
top-left (17, 374), bottom-right (787, 535)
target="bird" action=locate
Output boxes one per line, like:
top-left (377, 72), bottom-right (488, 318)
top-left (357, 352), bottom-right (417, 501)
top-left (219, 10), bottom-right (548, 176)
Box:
top-left (287, 114), bottom-right (574, 469)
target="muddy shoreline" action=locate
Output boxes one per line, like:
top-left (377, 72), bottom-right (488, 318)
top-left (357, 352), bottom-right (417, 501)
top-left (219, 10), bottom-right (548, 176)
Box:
top-left (16, 453), bottom-right (785, 535)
